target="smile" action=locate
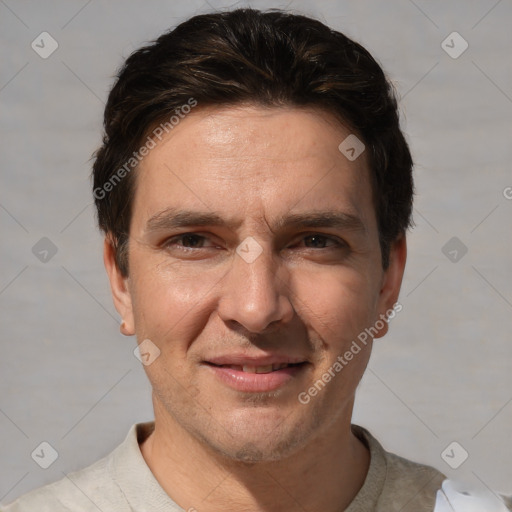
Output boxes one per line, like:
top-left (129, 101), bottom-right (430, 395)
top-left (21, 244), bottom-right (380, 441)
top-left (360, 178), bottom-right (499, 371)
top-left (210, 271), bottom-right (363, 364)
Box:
top-left (214, 362), bottom-right (301, 374)
top-left (204, 361), bottom-right (308, 393)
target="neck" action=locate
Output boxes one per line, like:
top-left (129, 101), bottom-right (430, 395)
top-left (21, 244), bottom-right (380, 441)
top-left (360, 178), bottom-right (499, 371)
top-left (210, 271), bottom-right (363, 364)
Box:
top-left (140, 398), bottom-right (370, 512)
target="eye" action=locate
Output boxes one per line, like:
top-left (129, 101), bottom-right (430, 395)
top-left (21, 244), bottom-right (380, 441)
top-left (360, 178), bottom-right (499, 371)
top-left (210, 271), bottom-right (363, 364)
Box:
top-left (163, 233), bottom-right (215, 250)
top-left (300, 234), bottom-right (345, 249)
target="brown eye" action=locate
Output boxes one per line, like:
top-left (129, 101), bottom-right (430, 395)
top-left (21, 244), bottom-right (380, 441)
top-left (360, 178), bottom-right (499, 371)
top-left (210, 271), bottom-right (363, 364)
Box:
top-left (163, 233), bottom-right (213, 251)
top-left (303, 235), bottom-right (342, 249)
top-left (179, 234), bottom-right (206, 248)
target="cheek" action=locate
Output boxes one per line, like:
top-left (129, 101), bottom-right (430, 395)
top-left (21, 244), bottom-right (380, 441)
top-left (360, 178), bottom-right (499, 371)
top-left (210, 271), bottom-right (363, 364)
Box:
top-left (129, 255), bottom-right (226, 346)
top-left (293, 267), bottom-right (378, 345)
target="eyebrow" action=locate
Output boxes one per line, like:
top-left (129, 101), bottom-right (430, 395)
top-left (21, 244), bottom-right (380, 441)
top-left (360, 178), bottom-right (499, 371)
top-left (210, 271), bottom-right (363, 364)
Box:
top-left (144, 207), bottom-right (366, 235)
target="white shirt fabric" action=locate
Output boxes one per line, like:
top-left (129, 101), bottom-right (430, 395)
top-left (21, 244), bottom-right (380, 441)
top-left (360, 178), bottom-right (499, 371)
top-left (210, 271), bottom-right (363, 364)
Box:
top-left (2, 422), bottom-right (447, 511)
top-left (434, 479), bottom-right (512, 512)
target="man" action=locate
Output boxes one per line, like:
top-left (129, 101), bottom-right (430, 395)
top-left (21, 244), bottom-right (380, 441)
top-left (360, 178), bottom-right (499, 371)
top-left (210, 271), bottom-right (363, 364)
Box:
top-left (6, 7), bottom-right (508, 512)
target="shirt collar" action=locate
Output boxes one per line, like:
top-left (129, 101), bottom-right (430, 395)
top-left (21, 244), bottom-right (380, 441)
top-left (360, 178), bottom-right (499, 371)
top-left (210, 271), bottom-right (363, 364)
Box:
top-left (110, 421), bottom-right (182, 511)
top-left (111, 422), bottom-right (384, 511)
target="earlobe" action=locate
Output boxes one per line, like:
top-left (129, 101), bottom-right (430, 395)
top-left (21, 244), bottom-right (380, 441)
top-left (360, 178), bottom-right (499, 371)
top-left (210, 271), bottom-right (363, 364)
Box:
top-left (374, 235), bottom-right (407, 339)
top-left (103, 236), bottom-right (135, 336)
top-left (120, 320), bottom-right (134, 336)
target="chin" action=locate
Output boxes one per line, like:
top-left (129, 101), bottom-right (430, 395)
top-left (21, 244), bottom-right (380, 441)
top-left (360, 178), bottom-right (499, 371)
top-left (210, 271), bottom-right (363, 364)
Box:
top-left (201, 413), bottom-right (317, 464)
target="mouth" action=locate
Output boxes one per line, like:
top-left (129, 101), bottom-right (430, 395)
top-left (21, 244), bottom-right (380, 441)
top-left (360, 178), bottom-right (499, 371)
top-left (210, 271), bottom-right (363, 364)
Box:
top-left (207, 362), bottom-right (303, 373)
top-left (203, 360), bottom-right (309, 393)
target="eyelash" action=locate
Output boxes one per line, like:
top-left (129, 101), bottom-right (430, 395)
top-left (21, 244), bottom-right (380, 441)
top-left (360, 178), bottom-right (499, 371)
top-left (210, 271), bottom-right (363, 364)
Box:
top-left (162, 233), bottom-right (346, 252)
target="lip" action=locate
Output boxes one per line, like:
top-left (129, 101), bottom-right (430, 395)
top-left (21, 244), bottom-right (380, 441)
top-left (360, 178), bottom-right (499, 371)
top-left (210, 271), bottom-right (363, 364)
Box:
top-left (203, 358), bottom-right (309, 393)
top-left (205, 354), bottom-right (307, 367)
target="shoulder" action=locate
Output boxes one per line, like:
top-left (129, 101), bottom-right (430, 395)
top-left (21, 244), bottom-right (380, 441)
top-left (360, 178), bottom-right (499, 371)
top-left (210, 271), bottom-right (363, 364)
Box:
top-left (0, 426), bottom-right (138, 512)
top-left (2, 457), bottom-right (114, 511)
top-left (381, 449), bottom-right (446, 511)
top-left (350, 425), bottom-right (446, 512)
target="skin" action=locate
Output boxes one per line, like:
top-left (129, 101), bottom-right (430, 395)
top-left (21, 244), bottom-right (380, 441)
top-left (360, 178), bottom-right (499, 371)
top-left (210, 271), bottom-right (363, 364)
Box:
top-left (104, 105), bottom-right (407, 511)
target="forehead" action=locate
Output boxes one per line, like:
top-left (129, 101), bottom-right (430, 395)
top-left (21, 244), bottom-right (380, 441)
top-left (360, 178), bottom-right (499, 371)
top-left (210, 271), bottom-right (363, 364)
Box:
top-left (132, 105), bottom-right (376, 232)
top-left (149, 105), bottom-right (363, 168)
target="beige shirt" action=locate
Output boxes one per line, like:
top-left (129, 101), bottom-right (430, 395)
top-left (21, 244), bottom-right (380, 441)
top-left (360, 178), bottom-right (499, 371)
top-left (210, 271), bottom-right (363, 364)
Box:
top-left (2, 422), bottom-right (446, 511)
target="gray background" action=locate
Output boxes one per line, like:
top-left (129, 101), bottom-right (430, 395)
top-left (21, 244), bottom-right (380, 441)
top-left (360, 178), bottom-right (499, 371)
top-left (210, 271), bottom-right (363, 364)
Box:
top-left (1, 0), bottom-right (511, 504)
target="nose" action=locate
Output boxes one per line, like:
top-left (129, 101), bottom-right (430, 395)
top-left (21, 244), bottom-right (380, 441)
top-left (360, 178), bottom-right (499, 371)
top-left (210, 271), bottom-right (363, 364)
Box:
top-left (217, 244), bottom-right (294, 333)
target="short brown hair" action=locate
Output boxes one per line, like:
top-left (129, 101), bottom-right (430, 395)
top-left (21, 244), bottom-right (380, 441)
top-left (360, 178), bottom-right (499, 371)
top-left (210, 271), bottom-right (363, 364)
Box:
top-left (92, 8), bottom-right (413, 275)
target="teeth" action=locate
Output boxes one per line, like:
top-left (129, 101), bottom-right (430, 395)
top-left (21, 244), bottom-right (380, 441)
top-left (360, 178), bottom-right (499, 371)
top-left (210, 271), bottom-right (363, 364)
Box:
top-left (237, 364), bottom-right (290, 373)
top-left (216, 363), bottom-right (295, 373)
top-left (255, 365), bottom-right (273, 374)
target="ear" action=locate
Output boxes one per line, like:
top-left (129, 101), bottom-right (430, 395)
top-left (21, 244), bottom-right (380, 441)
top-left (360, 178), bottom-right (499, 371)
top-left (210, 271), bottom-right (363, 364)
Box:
top-left (373, 234), bottom-right (407, 339)
top-left (103, 236), bottom-right (135, 336)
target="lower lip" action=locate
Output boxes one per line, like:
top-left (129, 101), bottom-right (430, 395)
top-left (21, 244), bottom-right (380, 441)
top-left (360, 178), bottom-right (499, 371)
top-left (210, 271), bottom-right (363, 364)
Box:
top-left (204, 363), bottom-right (307, 393)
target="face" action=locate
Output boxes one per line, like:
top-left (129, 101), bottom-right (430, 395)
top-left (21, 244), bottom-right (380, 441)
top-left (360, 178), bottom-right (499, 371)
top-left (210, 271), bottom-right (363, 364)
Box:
top-left (105, 105), bottom-right (406, 462)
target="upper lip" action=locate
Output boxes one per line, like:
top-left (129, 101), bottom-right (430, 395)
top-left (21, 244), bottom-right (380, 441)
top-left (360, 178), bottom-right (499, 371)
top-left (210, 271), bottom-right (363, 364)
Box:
top-left (204, 354), bottom-right (307, 366)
